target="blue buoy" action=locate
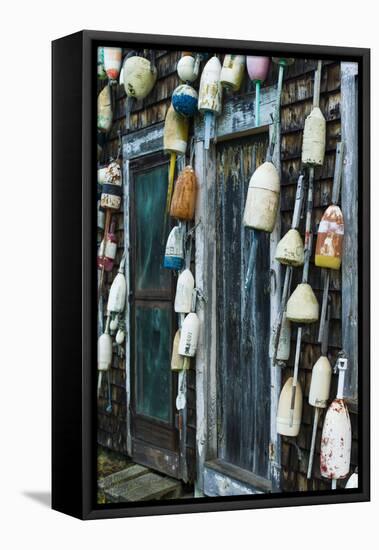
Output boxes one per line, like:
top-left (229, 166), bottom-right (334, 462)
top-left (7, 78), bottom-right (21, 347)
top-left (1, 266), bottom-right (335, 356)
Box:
top-left (172, 84), bottom-right (198, 118)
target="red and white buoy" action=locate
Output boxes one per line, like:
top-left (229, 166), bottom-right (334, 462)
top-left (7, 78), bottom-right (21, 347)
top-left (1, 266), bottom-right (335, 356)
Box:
top-left (198, 56), bottom-right (222, 149)
top-left (103, 47), bottom-right (122, 84)
top-left (320, 357), bottom-right (352, 488)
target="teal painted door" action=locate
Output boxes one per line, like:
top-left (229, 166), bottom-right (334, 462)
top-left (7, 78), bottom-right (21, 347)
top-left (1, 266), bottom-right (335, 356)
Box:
top-left (130, 156), bottom-right (179, 478)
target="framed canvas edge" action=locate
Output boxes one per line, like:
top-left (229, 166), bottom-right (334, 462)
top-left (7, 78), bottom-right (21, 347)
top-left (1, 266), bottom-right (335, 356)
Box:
top-left (52, 30), bottom-right (370, 520)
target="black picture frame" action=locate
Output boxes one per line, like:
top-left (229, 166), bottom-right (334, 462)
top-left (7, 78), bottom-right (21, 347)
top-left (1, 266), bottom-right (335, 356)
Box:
top-left (52, 30), bottom-right (370, 520)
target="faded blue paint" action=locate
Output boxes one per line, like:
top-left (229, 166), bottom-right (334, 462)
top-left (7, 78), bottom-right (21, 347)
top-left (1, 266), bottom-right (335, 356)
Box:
top-left (163, 255), bottom-right (184, 270)
top-left (172, 84), bottom-right (198, 118)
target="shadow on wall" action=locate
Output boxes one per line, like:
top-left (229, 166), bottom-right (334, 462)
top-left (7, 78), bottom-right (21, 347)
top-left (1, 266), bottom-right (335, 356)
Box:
top-left (22, 491), bottom-right (51, 508)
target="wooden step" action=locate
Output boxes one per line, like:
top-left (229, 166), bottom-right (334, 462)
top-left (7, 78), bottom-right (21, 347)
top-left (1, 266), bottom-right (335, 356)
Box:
top-left (98, 464), bottom-right (148, 490)
top-left (104, 471), bottom-right (182, 503)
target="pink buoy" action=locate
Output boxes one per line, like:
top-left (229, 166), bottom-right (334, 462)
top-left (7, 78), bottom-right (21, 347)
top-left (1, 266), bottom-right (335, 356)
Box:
top-left (246, 57), bottom-right (270, 126)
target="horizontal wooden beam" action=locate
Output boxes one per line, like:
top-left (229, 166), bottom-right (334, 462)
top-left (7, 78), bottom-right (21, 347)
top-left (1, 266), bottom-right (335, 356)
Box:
top-left (204, 459), bottom-right (272, 496)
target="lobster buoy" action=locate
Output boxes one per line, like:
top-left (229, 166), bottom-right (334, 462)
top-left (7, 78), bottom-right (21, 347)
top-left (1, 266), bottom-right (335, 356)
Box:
top-left (315, 205), bottom-right (344, 270)
top-left (345, 472), bottom-right (358, 489)
top-left (97, 47), bottom-right (107, 80)
top-left (179, 312), bottom-right (200, 358)
top-left (98, 166), bottom-right (107, 185)
top-left (123, 56), bottom-right (157, 100)
top-left (116, 329), bottom-right (125, 345)
top-left (177, 54), bottom-right (200, 83)
top-left (98, 332), bottom-right (113, 372)
top-left (171, 330), bottom-right (184, 371)
top-left (109, 316), bottom-right (118, 332)
top-left (246, 56), bottom-right (270, 126)
top-left (174, 269), bottom-right (194, 313)
top-left (97, 218), bottom-right (117, 272)
top-left (97, 85), bottom-right (112, 132)
top-left (107, 258), bottom-right (126, 313)
top-left (163, 226), bottom-right (184, 270)
top-left (275, 228), bottom-right (304, 266)
top-left (198, 56), bottom-right (222, 149)
top-left (276, 313), bottom-right (291, 362)
top-left (220, 54), bottom-right (245, 91)
top-left (277, 377), bottom-right (303, 436)
top-left (100, 160), bottom-right (122, 211)
top-left (309, 356), bottom-right (332, 408)
top-left (302, 107), bottom-right (326, 166)
top-left (164, 104), bottom-right (189, 156)
top-left (172, 84), bottom-right (198, 117)
top-left (103, 47), bottom-right (122, 83)
top-left (243, 162), bottom-right (280, 233)
top-left (320, 399), bottom-right (352, 480)
top-left (286, 283), bottom-right (319, 323)
top-left (170, 166), bottom-right (197, 221)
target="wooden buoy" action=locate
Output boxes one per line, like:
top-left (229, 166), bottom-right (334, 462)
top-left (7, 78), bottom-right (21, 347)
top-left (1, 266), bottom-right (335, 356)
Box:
top-left (103, 47), bottom-right (122, 83)
top-left (302, 107), bottom-right (326, 166)
top-left (171, 330), bottom-right (185, 371)
top-left (172, 84), bottom-right (198, 117)
top-left (320, 358), bottom-right (351, 485)
top-left (242, 161), bottom-right (280, 233)
top-left (220, 54), bottom-right (245, 91)
top-left (315, 205), bottom-right (344, 270)
top-left (275, 228), bottom-right (304, 267)
top-left (277, 377), bottom-right (303, 437)
top-left (170, 166), bottom-right (197, 221)
top-left (122, 56), bottom-right (157, 100)
top-left (246, 56), bottom-right (270, 126)
top-left (174, 269), bottom-right (194, 313)
top-left (177, 54), bottom-right (200, 83)
top-left (163, 226), bottom-right (184, 270)
top-left (286, 283), bottom-right (319, 323)
top-left (97, 85), bottom-right (112, 132)
top-left (100, 160), bottom-right (123, 211)
top-left (198, 56), bottom-right (222, 149)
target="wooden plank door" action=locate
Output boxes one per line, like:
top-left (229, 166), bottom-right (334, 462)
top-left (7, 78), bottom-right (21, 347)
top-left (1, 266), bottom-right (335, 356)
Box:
top-left (129, 154), bottom-right (180, 478)
top-left (216, 134), bottom-right (271, 480)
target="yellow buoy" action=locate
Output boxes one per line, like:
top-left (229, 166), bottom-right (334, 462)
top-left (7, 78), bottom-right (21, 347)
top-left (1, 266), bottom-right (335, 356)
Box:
top-left (275, 228), bottom-right (304, 266)
top-left (315, 205), bottom-right (344, 270)
top-left (277, 377), bottom-right (303, 437)
top-left (97, 85), bottom-right (112, 132)
top-left (171, 330), bottom-right (185, 371)
top-left (220, 55), bottom-right (245, 91)
top-left (286, 283), bottom-right (319, 323)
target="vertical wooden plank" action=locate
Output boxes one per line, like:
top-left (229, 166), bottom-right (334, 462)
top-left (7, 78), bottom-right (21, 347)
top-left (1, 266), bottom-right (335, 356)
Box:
top-left (269, 122), bottom-right (282, 490)
top-left (194, 141), bottom-right (218, 495)
top-left (340, 62), bottom-right (358, 404)
top-left (122, 152), bottom-right (132, 456)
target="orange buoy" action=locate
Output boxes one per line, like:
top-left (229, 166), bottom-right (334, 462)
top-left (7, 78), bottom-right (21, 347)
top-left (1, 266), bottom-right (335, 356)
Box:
top-left (315, 205), bottom-right (344, 270)
top-left (170, 166), bottom-right (197, 221)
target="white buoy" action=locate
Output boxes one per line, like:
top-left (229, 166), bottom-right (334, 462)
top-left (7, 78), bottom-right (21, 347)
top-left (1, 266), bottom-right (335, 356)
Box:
top-left (107, 256), bottom-right (126, 313)
top-left (174, 269), bottom-right (195, 313)
top-left (115, 329), bottom-right (125, 344)
top-left (198, 56), bottom-right (222, 149)
top-left (243, 161), bottom-right (280, 233)
top-left (277, 377), bottom-right (303, 437)
top-left (345, 472), bottom-right (358, 489)
top-left (163, 226), bottom-right (184, 270)
top-left (302, 107), bottom-right (326, 166)
top-left (123, 56), bottom-right (157, 100)
top-left (97, 317), bottom-right (112, 398)
top-left (220, 54), bottom-right (245, 91)
top-left (275, 228), bottom-right (304, 267)
top-left (179, 312), bottom-right (200, 358)
top-left (177, 54), bottom-right (200, 83)
top-left (286, 283), bottom-right (319, 323)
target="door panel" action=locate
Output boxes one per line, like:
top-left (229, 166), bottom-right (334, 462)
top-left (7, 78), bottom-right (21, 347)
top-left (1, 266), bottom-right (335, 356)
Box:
top-left (130, 156), bottom-right (179, 478)
top-left (216, 135), bottom-right (271, 480)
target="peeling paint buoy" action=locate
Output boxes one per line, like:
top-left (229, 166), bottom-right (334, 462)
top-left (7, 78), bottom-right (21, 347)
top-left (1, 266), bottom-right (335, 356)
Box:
top-left (164, 104), bottom-right (189, 156)
top-left (275, 228), bottom-right (304, 266)
top-left (220, 54), bottom-right (245, 91)
top-left (243, 161), bottom-right (280, 233)
top-left (100, 160), bottom-right (122, 211)
top-left (286, 283), bottom-right (319, 323)
top-left (198, 56), bottom-right (222, 149)
top-left (315, 205), bottom-right (344, 270)
top-left (277, 377), bottom-right (303, 436)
